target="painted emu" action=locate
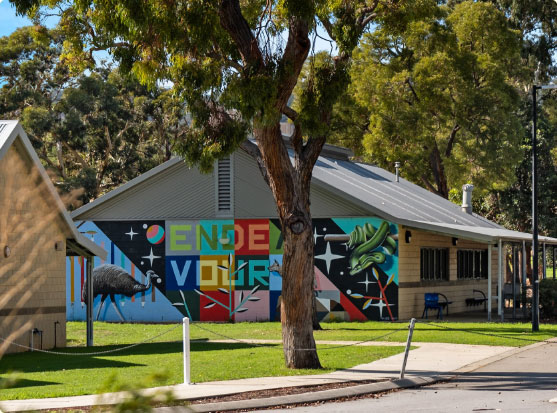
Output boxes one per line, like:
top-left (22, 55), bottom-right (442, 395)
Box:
top-left (82, 264), bottom-right (161, 321)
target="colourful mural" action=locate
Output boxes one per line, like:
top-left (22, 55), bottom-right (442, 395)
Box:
top-left (67, 218), bottom-right (398, 322)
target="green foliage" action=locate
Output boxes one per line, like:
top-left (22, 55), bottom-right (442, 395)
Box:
top-left (539, 279), bottom-right (557, 319)
top-left (0, 27), bottom-right (185, 204)
top-left (96, 371), bottom-right (176, 412)
top-left (320, 1), bottom-right (525, 198)
top-left (481, 95), bottom-right (557, 235)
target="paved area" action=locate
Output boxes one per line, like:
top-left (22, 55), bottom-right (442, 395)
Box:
top-left (276, 339), bottom-right (557, 412)
top-left (0, 339), bottom-right (517, 412)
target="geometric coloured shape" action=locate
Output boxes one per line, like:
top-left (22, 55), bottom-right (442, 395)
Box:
top-left (234, 219), bottom-right (269, 255)
top-left (235, 255), bottom-right (270, 290)
top-left (269, 290), bottom-right (282, 321)
top-left (233, 290), bottom-right (270, 322)
top-left (269, 219), bottom-right (284, 254)
top-left (165, 256), bottom-right (200, 290)
top-left (166, 290), bottom-right (200, 320)
top-left (199, 290), bottom-right (232, 322)
top-left (339, 291), bottom-right (368, 321)
top-left (269, 254), bottom-right (283, 291)
top-left (199, 255), bottom-right (231, 291)
top-left (147, 225), bottom-right (165, 244)
top-left (166, 220), bottom-right (200, 256)
top-left (314, 266), bottom-right (338, 292)
top-left (198, 220), bottom-right (235, 255)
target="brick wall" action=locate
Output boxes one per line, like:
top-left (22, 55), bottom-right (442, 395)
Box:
top-left (397, 225), bottom-right (499, 319)
top-left (0, 141), bottom-right (68, 354)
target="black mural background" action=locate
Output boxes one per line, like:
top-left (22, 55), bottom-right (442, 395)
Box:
top-left (312, 219), bottom-right (398, 321)
top-left (95, 221), bottom-right (167, 293)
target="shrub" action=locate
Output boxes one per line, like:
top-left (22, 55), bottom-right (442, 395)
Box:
top-left (539, 279), bottom-right (557, 319)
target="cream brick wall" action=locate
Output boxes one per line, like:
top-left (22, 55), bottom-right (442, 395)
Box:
top-left (0, 142), bottom-right (68, 354)
top-left (397, 225), bottom-right (499, 320)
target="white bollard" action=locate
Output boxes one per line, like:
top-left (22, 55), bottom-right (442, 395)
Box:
top-left (400, 318), bottom-right (416, 379)
top-left (183, 317), bottom-right (191, 385)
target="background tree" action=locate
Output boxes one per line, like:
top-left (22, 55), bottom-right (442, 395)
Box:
top-left (11, 0), bottom-right (405, 368)
top-left (314, 1), bottom-right (525, 198)
top-left (1, 27), bottom-right (182, 204)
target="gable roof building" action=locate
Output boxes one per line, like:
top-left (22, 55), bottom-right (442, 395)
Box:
top-left (70, 141), bottom-right (556, 323)
top-left (0, 121), bottom-right (106, 353)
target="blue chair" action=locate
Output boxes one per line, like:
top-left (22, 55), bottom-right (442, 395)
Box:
top-left (422, 293), bottom-right (451, 319)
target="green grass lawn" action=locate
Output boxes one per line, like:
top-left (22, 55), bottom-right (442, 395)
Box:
top-left (67, 320), bottom-right (557, 348)
top-left (1, 320), bottom-right (555, 400)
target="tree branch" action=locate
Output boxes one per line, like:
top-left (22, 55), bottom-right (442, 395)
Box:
top-left (420, 174), bottom-right (439, 195)
top-left (357, 1), bottom-right (379, 28)
top-left (275, 17), bottom-right (311, 111)
top-left (218, 0), bottom-right (264, 68)
top-left (282, 105), bottom-right (299, 121)
top-left (240, 140), bottom-right (269, 185)
top-left (445, 124), bottom-right (461, 158)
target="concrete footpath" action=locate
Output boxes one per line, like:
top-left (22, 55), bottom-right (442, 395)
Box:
top-left (0, 340), bottom-right (524, 412)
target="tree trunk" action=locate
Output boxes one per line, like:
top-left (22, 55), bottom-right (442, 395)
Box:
top-left (281, 218), bottom-right (321, 368)
top-left (429, 141), bottom-right (449, 199)
top-left (254, 123), bottom-right (321, 369)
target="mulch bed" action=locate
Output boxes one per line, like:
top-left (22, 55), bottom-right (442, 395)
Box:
top-left (188, 379), bottom-right (380, 405)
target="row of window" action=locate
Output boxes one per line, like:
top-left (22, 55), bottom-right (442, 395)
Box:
top-left (420, 248), bottom-right (489, 281)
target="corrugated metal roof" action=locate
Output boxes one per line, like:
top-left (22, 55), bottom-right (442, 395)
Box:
top-left (400, 221), bottom-right (557, 245)
top-left (0, 120), bottom-right (107, 259)
top-left (70, 138), bottom-right (557, 245)
top-left (72, 158), bottom-right (215, 220)
top-left (311, 156), bottom-right (500, 228)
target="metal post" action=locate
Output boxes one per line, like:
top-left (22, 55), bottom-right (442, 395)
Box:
top-left (532, 85), bottom-right (540, 332)
top-left (522, 241), bottom-right (527, 318)
top-left (400, 318), bottom-right (416, 379)
top-left (183, 317), bottom-right (191, 385)
top-left (86, 257), bottom-right (94, 347)
top-left (553, 245), bottom-right (555, 279)
top-left (553, 246), bottom-right (555, 279)
top-left (488, 244), bottom-right (492, 322)
top-left (543, 243), bottom-right (547, 280)
top-left (498, 239), bottom-right (503, 321)
top-left (512, 245), bottom-right (517, 320)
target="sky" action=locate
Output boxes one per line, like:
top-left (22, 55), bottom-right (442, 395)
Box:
top-left (0, 0), bottom-right (33, 38)
top-left (0, 0), bottom-right (334, 52)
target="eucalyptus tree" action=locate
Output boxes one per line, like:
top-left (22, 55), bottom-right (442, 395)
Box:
top-left (0, 27), bottom-right (178, 204)
top-left (329, 1), bottom-right (525, 199)
top-left (11, 0), bottom-right (405, 368)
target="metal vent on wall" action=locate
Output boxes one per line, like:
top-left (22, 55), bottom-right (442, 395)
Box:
top-left (217, 157), bottom-right (232, 214)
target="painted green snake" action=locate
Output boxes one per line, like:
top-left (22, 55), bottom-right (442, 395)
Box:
top-left (347, 221), bottom-right (396, 275)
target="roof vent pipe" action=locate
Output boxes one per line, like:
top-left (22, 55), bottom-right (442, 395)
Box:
top-left (395, 161), bottom-right (401, 182)
top-left (461, 184), bottom-right (474, 214)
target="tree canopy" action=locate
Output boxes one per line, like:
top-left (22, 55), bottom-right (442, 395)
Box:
top-left (0, 27), bottom-right (184, 204)
top-left (10, 0), bottom-right (399, 368)
top-left (310, 1), bottom-right (525, 199)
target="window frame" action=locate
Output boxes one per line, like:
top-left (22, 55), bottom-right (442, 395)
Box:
top-left (420, 247), bottom-right (449, 281)
top-left (457, 249), bottom-right (488, 279)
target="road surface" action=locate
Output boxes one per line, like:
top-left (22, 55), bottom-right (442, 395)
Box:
top-left (262, 340), bottom-right (557, 413)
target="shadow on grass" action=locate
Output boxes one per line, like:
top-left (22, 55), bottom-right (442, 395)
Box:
top-left (325, 324), bottom-right (555, 336)
top-left (0, 377), bottom-right (58, 388)
top-left (0, 341), bottom-right (279, 375)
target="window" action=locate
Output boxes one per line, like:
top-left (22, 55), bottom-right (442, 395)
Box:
top-left (457, 249), bottom-right (488, 279)
top-left (420, 248), bottom-right (449, 281)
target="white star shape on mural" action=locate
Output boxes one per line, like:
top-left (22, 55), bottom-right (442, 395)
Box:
top-left (141, 248), bottom-right (161, 267)
top-left (315, 242), bottom-right (344, 274)
top-left (371, 292), bottom-right (395, 319)
top-left (313, 228), bottom-right (323, 244)
top-left (357, 273), bottom-right (376, 293)
top-left (125, 227), bottom-right (138, 240)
